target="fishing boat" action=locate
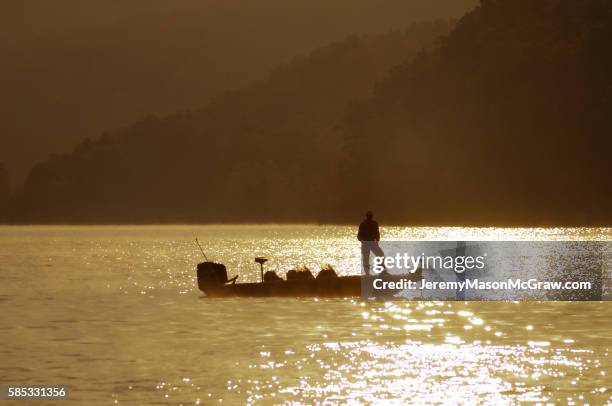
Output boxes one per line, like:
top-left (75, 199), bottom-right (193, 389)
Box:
top-left (196, 257), bottom-right (423, 298)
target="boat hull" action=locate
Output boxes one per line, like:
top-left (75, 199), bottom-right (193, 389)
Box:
top-left (198, 272), bottom-right (422, 298)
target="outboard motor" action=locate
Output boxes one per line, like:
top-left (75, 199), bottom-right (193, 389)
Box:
top-left (197, 262), bottom-right (229, 292)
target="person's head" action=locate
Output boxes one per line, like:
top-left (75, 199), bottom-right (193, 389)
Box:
top-left (365, 210), bottom-right (373, 219)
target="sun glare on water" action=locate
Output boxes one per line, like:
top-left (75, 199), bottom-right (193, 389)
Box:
top-left (0, 225), bottom-right (609, 404)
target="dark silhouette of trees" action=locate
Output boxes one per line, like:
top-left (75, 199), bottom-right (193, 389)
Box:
top-left (337, 0), bottom-right (612, 225)
top-left (0, 0), bottom-right (476, 184)
top-left (7, 0), bottom-right (612, 225)
top-left (11, 22), bottom-right (453, 224)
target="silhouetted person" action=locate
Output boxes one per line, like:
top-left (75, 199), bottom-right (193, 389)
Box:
top-left (358, 211), bottom-right (385, 275)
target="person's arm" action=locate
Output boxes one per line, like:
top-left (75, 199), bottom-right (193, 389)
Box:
top-left (375, 222), bottom-right (380, 241)
top-left (357, 223), bottom-right (364, 241)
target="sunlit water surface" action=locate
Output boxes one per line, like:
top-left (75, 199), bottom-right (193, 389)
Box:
top-left (0, 225), bottom-right (610, 405)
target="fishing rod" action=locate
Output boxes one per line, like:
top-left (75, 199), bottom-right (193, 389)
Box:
top-left (194, 237), bottom-right (209, 262)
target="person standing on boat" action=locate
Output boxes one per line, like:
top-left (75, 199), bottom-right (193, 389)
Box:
top-left (358, 210), bottom-right (385, 275)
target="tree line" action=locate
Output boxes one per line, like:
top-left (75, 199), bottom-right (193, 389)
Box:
top-left (3, 0), bottom-right (611, 225)
top-left (5, 21), bottom-right (454, 224)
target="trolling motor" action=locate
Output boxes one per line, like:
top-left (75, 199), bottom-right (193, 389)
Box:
top-left (255, 257), bottom-right (268, 282)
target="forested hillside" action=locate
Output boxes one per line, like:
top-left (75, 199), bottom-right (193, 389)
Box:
top-left (0, 0), bottom-right (475, 183)
top-left (338, 0), bottom-right (611, 225)
top-left (10, 22), bottom-right (453, 223)
top-left (7, 0), bottom-right (612, 225)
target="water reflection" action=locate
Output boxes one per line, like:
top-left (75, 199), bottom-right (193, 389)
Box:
top-left (0, 226), bottom-right (609, 404)
top-left (224, 301), bottom-right (610, 405)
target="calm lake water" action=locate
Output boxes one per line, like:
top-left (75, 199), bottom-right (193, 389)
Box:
top-left (0, 225), bottom-right (610, 405)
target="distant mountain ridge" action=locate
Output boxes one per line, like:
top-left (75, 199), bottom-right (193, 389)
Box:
top-left (5, 0), bottom-right (611, 225)
top-left (0, 0), bottom-right (476, 183)
top-left (337, 0), bottom-right (612, 225)
top-left (8, 21), bottom-right (454, 223)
